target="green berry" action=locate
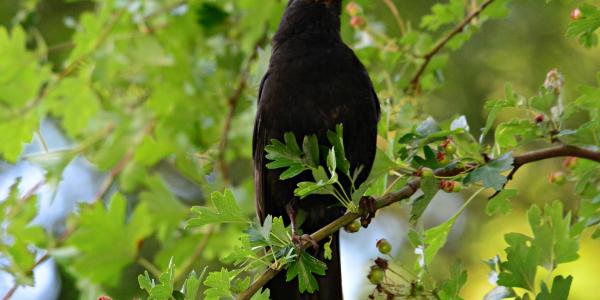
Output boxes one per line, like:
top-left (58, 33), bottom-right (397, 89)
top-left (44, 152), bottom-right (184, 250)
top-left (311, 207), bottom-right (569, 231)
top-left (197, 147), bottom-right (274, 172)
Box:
top-left (367, 266), bottom-right (385, 285)
top-left (344, 220), bottom-right (361, 233)
top-left (443, 142), bottom-right (457, 155)
top-left (376, 239), bottom-right (392, 254)
top-left (452, 181), bottom-right (463, 193)
top-left (421, 167), bottom-right (434, 178)
top-left (549, 171), bottom-right (566, 185)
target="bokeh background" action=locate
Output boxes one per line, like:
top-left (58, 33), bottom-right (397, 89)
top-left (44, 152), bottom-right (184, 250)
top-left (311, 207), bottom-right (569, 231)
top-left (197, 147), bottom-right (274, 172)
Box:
top-left (1, 0), bottom-right (599, 299)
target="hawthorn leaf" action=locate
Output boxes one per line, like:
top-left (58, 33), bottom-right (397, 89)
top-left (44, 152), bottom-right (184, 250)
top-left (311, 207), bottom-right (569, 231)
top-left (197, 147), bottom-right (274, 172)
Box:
top-left (486, 189), bottom-right (518, 216)
top-left (187, 189), bottom-right (248, 227)
top-left (286, 251), bottom-right (327, 293)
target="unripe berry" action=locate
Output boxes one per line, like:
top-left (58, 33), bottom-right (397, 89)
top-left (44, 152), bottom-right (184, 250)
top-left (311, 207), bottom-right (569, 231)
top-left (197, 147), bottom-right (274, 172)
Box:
top-left (421, 167), bottom-right (434, 178)
top-left (346, 2), bottom-right (361, 16)
top-left (350, 16), bottom-right (366, 29)
top-left (367, 266), bottom-right (385, 285)
top-left (452, 181), bottom-right (463, 193)
top-left (563, 157), bottom-right (577, 169)
top-left (535, 114), bottom-right (545, 123)
top-left (441, 138), bottom-right (457, 155)
top-left (549, 171), bottom-right (566, 185)
top-left (376, 239), bottom-right (392, 254)
top-left (436, 151), bottom-right (449, 164)
top-left (344, 220), bottom-right (361, 233)
top-left (571, 8), bottom-right (582, 20)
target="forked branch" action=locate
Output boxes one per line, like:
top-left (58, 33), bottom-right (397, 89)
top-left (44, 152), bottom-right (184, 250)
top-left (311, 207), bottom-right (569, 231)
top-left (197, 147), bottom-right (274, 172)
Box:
top-left (237, 144), bottom-right (600, 300)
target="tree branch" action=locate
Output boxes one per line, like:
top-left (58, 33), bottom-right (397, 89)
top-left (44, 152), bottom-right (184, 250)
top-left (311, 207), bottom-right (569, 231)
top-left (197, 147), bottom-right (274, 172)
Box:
top-left (217, 28), bottom-right (269, 182)
top-left (508, 144), bottom-right (600, 180)
top-left (237, 144), bottom-right (600, 300)
top-left (409, 0), bottom-right (496, 93)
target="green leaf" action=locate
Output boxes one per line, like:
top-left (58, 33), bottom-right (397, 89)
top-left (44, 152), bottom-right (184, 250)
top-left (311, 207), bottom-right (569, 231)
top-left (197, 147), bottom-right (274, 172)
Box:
top-left (68, 193), bottom-right (153, 285)
top-left (197, 3), bottom-right (230, 30)
top-left (0, 180), bottom-right (47, 285)
top-left (410, 176), bottom-right (439, 223)
top-left (438, 261), bottom-right (467, 300)
top-left (303, 134), bottom-right (320, 168)
top-left (420, 0), bottom-right (464, 31)
top-left (286, 251), bottom-right (327, 294)
top-left (203, 268), bottom-right (234, 300)
top-left (536, 275), bottom-right (573, 300)
top-left (422, 209), bottom-right (457, 267)
top-left (326, 124), bottom-right (350, 175)
top-left (184, 270), bottom-right (202, 300)
top-left (566, 4), bottom-right (600, 48)
top-left (140, 176), bottom-right (188, 240)
top-left (47, 76), bottom-right (100, 138)
top-left (0, 26), bottom-right (51, 161)
top-left (323, 236), bottom-right (333, 260)
top-left (494, 120), bottom-right (538, 150)
top-left (326, 147), bottom-right (337, 174)
top-left (528, 202), bottom-right (579, 270)
top-left (486, 189), bottom-right (518, 216)
top-left (481, 84), bottom-right (518, 141)
top-left (497, 233), bottom-right (538, 291)
top-left (464, 153), bottom-right (513, 190)
top-left (265, 132), bottom-right (309, 180)
top-left (294, 179), bottom-right (335, 198)
top-left (187, 189), bottom-right (248, 228)
top-left (138, 258), bottom-right (176, 300)
top-left (529, 92), bottom-right (556, 113)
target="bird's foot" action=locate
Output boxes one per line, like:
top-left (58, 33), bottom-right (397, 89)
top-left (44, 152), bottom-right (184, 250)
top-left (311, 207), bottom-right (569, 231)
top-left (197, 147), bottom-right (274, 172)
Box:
top-left (292, 233), bottom-right (318, 254)
top-left (359, 195), bottom-right (377, 228)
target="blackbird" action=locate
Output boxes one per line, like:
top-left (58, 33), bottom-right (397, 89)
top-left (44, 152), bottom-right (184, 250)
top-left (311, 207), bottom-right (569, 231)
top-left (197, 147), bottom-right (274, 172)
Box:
top-left (252, 0), bottom-right (380, 299)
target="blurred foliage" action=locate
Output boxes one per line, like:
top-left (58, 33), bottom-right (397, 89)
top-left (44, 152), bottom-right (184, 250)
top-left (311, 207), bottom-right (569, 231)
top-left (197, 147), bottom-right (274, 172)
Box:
top-left (0, 0), bottom-right (599, 299)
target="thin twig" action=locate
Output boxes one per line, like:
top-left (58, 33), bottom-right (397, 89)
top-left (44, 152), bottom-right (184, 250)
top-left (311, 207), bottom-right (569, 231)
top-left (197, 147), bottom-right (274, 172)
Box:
top-left (137, 257), bottom-right (163, 278)
top-left (382, 0), bottom-right (407, 35)
top-left (237, 144), bottom-right (600, 300)
top-left (408, 0), bottom-right (496, 93)
top-left (174, 226), bottom-right (214, 283)
top-left (217, 28), bottom-right (269, 181)
top-left (94, 121), bottom-right (155, 200)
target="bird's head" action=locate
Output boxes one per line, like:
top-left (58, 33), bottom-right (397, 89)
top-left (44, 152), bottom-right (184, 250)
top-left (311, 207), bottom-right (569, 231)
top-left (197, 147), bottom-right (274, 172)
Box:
top-left (274, 0), bottom-right (343, 45)
top-left (287, 0), bottom-right (342, 11)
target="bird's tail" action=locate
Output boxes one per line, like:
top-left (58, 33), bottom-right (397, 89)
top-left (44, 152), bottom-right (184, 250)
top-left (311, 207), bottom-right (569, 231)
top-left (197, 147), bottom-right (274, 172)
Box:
top-left (264, 231), bottom-right (343, 300)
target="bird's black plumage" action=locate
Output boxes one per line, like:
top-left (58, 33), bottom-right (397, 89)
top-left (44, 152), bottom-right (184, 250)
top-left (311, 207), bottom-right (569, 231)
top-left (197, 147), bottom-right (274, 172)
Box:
top-left (252, 0), bottom-right (380, 299)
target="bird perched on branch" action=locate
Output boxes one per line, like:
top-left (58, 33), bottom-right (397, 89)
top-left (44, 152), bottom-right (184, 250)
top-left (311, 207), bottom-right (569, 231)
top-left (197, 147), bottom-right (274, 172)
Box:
top-left (253, 0), bottom-right (380, 299)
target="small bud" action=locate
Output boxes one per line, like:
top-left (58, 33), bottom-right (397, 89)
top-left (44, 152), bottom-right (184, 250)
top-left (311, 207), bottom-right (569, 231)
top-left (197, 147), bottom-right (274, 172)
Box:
top-left (350, 16), bottom-right (366, 29)
top-left (562, 157), bottom-right (577, 169)
top-left (535, 114), bottom-right (545, 123)
top-left (376, 239), bottom-right (392, 254)
top-left (442, 139), bottom-right (457, 154)
top-left (346, 2), bottom-right (361, 16)
top-left (549, 171), bottom-right (566, 185)
top-left (544, 69), bottom-right (564, 95)
top-left (367, 266), bottom-right (385, 285)
top-left (571, 8), bottom-right (582, 20)
top-left (344, 220), bottom-right (361, 233)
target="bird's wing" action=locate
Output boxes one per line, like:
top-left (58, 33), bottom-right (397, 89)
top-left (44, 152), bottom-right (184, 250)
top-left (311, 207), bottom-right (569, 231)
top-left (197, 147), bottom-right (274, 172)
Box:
top-left (253, 72), bottom-right (270, 223)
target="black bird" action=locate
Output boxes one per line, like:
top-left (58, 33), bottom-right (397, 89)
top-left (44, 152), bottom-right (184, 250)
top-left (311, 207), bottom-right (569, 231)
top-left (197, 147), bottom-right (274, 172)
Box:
top-left (252, 0), bottom-right (380, 299)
